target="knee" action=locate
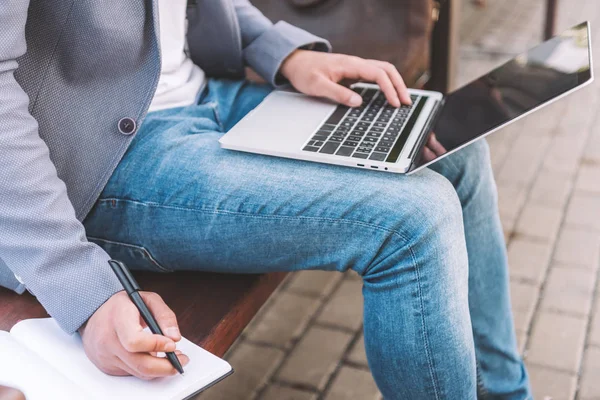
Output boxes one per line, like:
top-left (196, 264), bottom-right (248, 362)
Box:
top-left (373, 173), bottom-right (468, 291)
top-left (444, 140), bottom-right (497, 208)
top-left (408, 172), bottom-right (464, 238)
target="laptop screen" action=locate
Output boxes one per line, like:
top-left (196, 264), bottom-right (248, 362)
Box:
top-left (411, 21), bottom-right (593, 171)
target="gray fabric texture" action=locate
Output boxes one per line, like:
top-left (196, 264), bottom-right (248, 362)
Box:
top-left (0, 0), bottom-right (330, 333)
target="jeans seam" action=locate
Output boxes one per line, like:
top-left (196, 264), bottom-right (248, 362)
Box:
top-left (97, 197), bottom-right (413, 244)
top-left (87, 236), bottom-right (172, 273)
top-left (408, 243), bottom-right (442, 400)
top-left (475, 357), bottom-right (490, 399)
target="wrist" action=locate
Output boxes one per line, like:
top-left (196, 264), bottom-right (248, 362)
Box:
top-left (280, 49), bottom-right (308, 81)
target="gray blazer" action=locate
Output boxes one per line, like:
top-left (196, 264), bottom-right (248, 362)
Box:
top-left (0, 0), bottom-right (330, 333)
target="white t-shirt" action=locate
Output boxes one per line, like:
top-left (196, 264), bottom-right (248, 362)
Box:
top-left (149, 0), bottom-right (206, 112)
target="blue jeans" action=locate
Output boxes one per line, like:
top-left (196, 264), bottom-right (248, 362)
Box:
top-left (84, 79), bottom-right (531, 399)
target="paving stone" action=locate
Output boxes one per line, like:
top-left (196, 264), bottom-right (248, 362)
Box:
top-left (512, 309), bottom-right (532, 334)
top-left (579, 347), bottom-right (600, 399)
top-left (516, 331), bottom-right (527, 356)
top-left (527, 364), bottom-right (577, 400)
top-left (276, 326), bottom-right (353, 390)
top-left (583, 135), bottom-right (600, 165)
top-left (527, 312), bottom-right (587, 372)
top-left (324, 367), bottom-right (381, 400)
top-left (542, 136), bottom-right (584, 176)
top-left (577, 164), bottom-right (600, 193)
top-left (508, 238), bottom-right (553, 285)
top-left (514, 203), bottom-right (563, 242)
top-left (539, 266), bottom-right (595, 317)
top-left (588, 299), bottom-right (600, 347)
top-left (287, 270), bottom-right (344, 298)
top-left (245, 291), bottom-right (321, 348)
top-left (345, 269), bottom-right (362, 281)
top-left (261, 385), bottom-right (317, 400)
top-left (316, 279), bottom-right (363, 331)
top-left (498, 136), bottom-right (551, 187)
top-left (503, 218), bottom-right (516, 243)
top-left (497, 183), bottom-right (528, 222)
top-left (201, 342), bottom-right (284, 400)
top-left (346, 333), bottom-right (369, 367)
top-left (553, 227), bottom-right (600, 269)
top-left (529, 169), bottom-right (573, 209)
top-left (510, 281), bottom-right (539, 325)
top-left (565, 193), bottom-right (600, 231)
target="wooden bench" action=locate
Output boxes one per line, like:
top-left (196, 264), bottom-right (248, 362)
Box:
top-left (0, 271), bottom-right (287, 357)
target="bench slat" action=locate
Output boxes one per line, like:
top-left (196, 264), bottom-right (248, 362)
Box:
top-left (0, 271), bottom-right (287, 357)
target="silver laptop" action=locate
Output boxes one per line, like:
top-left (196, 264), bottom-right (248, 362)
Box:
top-left (220, 22), bottom-right (593, 174)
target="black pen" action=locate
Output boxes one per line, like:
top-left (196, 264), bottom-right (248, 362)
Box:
top-left (108, 259), bottom-right (184, 375)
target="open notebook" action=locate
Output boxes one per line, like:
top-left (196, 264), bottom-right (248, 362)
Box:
top-left (0, 318), bottom-right (232, 400)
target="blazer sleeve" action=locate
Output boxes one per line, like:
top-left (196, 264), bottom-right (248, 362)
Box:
top-left (0, 2), bottom-right (123, 333)
top-left (232, 0), bottom-right (332, 86)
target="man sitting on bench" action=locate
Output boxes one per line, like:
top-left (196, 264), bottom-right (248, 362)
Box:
top-left (0, 0), bottom-right (531, 398)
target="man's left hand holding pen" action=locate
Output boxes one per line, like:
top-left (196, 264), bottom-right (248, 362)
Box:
top-left (79, 291), bottom-right (189, 379)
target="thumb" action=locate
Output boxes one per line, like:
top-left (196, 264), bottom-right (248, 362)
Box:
top-left (319, 79), bottom-right (363, 107)
top-left (140, 292), bottom-right (182, 342)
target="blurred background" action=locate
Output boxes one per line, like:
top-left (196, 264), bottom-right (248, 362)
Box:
top-left (199, 0), bottom-right (600, 399)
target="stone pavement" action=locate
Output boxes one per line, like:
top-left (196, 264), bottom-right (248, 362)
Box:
top-left (198, 1), bottom-right (600, 399)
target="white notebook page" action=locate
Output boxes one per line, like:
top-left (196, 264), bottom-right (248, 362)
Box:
top-left (10, 318), bottom-right (232, 400)
top-left (0, 331), bottom-right (88, 399)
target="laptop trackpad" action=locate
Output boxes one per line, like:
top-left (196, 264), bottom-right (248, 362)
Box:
top-left (219, 91), bottom-right (337, 153)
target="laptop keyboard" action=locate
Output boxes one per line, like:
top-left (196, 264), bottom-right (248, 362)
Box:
top-left (302, 88), bottom-right (421, 162)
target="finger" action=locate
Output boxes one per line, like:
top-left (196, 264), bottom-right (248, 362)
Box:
top-left (427, 133), bottom-right (447, 156)
top-left (120, 351), bottom-right (190, 379)
top-left (99, 355), bottom-right (137, 377)
top-left (140, 292), bottom-right (181, 342)
top-left (422, 146), bottom-right (436, 162)
top-left (342, 59), bottom-right (400, 107)
top-left (369, 60), bottom-right (411, 105)
top-left (318, 78), bottom-right (363, 107)
top-left (115, 304), bottom-right (176, 353)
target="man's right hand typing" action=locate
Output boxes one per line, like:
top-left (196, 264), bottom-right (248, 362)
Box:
top-left (79, 291), bottom-right (189, 379)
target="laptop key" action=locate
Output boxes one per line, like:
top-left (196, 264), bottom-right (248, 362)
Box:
top-left (348, 136), bottom-right (362, 142)
top-left (343, 141), bottom-right (359, 147)
top-left (325, 106), bottom-right (350, 125)
top-left (336, 146), bottom-right (355, 157)
top-left (316, 130), bottom-right (332, 137)
top-left (320, 141), bottom-right (341, 154)
top-left (314, 141), bottom-right (325, 147)
top-left (369, 152), bottom-right (387, 161)
top-left (329, 136), bottom-right (344, 142)
top-left (363, 137), bottom-right (378, 143)
top-left (312, 135), bottom-right (328, 142)
top-left (320, 124), bottom-right (336, 132)
top-left (303, 146), bottom-right (320, 152)
top-left (353, 153), bottom-right (369, 159)
top-left (375, 146), bottom-right (391, 153)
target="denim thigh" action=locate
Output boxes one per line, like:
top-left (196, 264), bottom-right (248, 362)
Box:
top-left (84, 80), bottom-right (467, 276)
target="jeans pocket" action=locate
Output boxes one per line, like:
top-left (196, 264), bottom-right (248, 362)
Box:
top-left (88, 237), bottom-right (172, 273)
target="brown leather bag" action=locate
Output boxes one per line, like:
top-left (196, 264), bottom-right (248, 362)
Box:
top-left (252, 0), bottom-right (436, 87)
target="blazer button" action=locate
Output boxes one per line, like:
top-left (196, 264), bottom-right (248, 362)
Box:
top-left (118, 117), bottom-right (137, 135)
